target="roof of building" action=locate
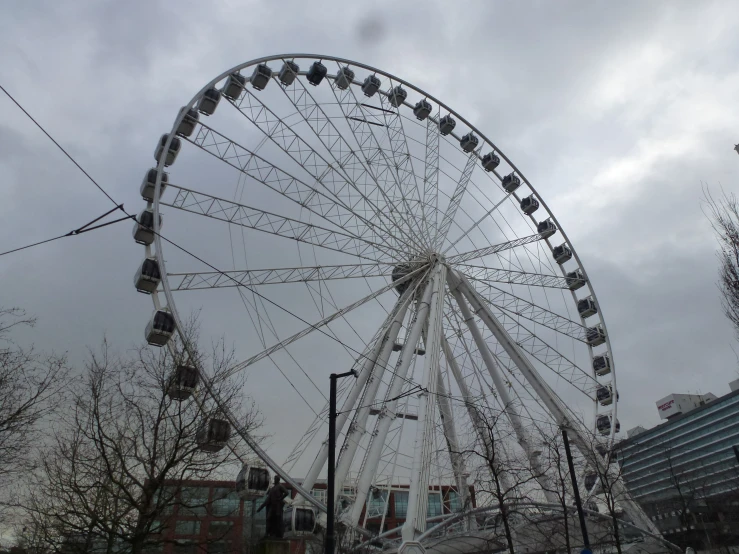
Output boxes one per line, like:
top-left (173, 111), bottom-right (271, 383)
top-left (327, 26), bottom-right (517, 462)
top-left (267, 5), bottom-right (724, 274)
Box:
top-left (618, 386), bottom-right (739, 449)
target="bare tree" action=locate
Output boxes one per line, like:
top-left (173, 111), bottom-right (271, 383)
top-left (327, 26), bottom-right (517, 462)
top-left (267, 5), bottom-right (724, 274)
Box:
top-left (0, 307), bottom-right (70, 520)
top-left (704, 188), bottom-right (739, 343)
top-left (454, 404), bottom-right (540, 554)
top-left (22, 320), bottom-right (261, 554)
top-left (540, 433), bottom-right (573, 553)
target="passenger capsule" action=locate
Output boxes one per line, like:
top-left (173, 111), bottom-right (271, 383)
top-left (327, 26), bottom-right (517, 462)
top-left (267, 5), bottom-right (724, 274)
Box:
top-left (537, 220), bottom-right (557, 239)
top-left (586, 500), bottom-right (599, 513)
top-left (391, 263), bottom-right (413, 295)
top-left (140, 168), bottom-right (169, 202)
top-left (197, 417), bottom-right (231, 452)
top-left (167, 364), bottom-right (199, 401)
top-left (279, 61), bottom-right (300, 86)
top-left (596, 414), bottom-right (620, 435)
top-left (413, 100), bottom-right (432, 120)
top-left (154, 134), bottom-right (181, 167)
top-left (132, 209), bottom-right (162, 246)
top-left (306, 61), bottom-right (327, 86)
top-left (335, 66), bottom-right (355, 90)
top-left (197, 87), bottom-right (222, 116)
top-left (460, 133), bottom-right (479, 153)
top-left (520, 195), bottom-right (539, 215)
top-left (145, 309), bottom-right (175, 347)
top-left (593, 354), bottom-right (611, 376)
top-left (566, 269), bottom-right (585, 290)
top-left (387, 85), bottom-right (407, 108)
top-left (577, 296), bottom-right (598, 318)
top-left (249, 64), bottom-right (272, 91)
top-left (134, 258), bottom-right (161, 294)
top-left (222, 72), bottom-right (247, 98)
top-left (584, 473), bottom-right (597, 490)
top-left (175, 107), bottom-right (199, 138)
top-left (586, 324), bottom-right (607, 347)
top-left (439, 115), bottom-right (456, 136)
top-left (284, 506), bottom-right (316, 537)
top-left (597, 384), bottom-right (618, 406)
top-left (361, 75), bottom-right (381, 97)
top-left (553, 244), bottom-right (573, 265)
top-left (482, 152), bottom-right (501, 172)
top-left (236, 464), bottom-right (271, 500)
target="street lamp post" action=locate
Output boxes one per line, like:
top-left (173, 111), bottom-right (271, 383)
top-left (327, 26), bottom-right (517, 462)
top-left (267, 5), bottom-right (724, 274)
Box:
top-left (561, 427), bottom-right (590, 551)
top-left (326, 370), bottom-right (357, 554)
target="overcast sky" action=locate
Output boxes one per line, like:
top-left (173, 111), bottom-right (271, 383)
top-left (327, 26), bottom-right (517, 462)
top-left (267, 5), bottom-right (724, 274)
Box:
top-left (2, 0), bottom-right (739, 448)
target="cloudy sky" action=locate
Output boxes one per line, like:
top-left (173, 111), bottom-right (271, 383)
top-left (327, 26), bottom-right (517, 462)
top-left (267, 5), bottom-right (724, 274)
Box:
top-left (2, 0), bottom-right (739, 454)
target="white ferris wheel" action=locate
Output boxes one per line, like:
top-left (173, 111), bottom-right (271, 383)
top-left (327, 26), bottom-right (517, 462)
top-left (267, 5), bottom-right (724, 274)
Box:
top-left (132, 54), bottom-right (664, 550)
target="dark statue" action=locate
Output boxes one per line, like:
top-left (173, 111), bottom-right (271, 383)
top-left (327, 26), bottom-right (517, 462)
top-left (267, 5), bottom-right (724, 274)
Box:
top-left (257, 475), bottom-right (289, 538)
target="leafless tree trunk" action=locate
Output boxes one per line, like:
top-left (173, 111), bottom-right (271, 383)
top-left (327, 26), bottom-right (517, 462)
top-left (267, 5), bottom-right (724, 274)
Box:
top-left (541, 434), bottom-right (572, 553)
top-left (0, 307), bottom-right (70, 522)
top-left (21, 319), bottom-right (262, 554)
top-left (455, 405), bottom-right (539, 554)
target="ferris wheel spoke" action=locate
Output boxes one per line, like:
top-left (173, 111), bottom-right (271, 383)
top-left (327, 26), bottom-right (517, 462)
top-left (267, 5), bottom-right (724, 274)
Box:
top-left (374, 88), bottom-right (428, 243)
top-left (445, 233), bottom-right (546, 265)
top-left (168, 262), bottom-right (395, 291)
top-left (456, 265), bottom-right (571, 289)
top-left (328, 76), bottom-right (428, 250)
top-left (271, 72), bottom-right (423, 255)
top-left (442, 189), bottom-right (513, 255)
top-left (221, 263), bottom-right (429, 379)
top-left (226, 88), bottom-right (416, 255)
top-left (421, 111), bottom-right (442, 244)
top-left (186, 123), bottom-right (409, 258)
top-left (492, 310), bottom-right (596, 395)
top-left (163, 185), bottom-right (395, 262)
top-left (466, 279), bottom-right (587, 343)
top-left (435, 152), bottom-right (477, 251)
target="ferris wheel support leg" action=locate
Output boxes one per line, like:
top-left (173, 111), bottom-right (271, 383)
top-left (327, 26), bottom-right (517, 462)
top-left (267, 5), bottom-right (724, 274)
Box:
top-left (332, 285), bottom-right (417, 501)
top-left (447, 271), bottom-right (558, 503)
top-left (433, 349), bottom-right (476, 531)
top-left (441, 335), bottom-right (498, 521)
top-left (452, 271), bottom-right (660, 535)
top-left (347, 268), bottom-right (438, 527)
top-left (298, 282), bottom-right (420, 501)
top-left (403, 265), bottom-right (446, 542)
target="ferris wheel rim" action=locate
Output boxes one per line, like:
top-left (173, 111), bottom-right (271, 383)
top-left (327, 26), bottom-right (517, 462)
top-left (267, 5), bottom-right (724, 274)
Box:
top-left (146, 53), bottom-right (621, 531)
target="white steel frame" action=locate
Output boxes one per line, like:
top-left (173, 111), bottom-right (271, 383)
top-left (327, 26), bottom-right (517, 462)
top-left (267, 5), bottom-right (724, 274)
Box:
top-left (137, 53), bottom-right (654, 550)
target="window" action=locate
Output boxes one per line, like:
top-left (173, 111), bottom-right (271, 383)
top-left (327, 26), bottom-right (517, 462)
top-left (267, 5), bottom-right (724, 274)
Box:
top-left (427, 493), bottom-right (442, 518)
top-left (211, 488), bottom-right (239, 517)
top-left (367, 490), bottom-right (388, 518)
top-left (155, 486), bottom-right (178, 515)
top-left (208, 520), bottom-right (234, 538)
top-left (445, 490), bottom-right (461, 513)
top-left (180, 487), bottom-right (209, 516)
top-left (394, 491), bottom-right (408, 518)
top-left (175, 520), bottom-right (200, 536)
top-left (311, 488), bottom-right (327, 504)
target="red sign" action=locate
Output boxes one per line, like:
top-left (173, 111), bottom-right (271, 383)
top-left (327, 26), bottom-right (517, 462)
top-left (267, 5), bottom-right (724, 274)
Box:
top-left (658, 399), bottom-right (675, 411)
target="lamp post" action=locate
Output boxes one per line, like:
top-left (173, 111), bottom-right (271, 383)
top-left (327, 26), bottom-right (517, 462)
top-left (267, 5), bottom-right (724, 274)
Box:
top-left (561, 427), bottom-right (590, 551)
top-left (326, 370), bottom-right (357, 554)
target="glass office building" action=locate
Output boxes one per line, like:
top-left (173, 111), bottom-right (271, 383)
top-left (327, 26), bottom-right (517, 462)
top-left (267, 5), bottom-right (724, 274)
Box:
top-left (617, 384), bottom-right (739, 546)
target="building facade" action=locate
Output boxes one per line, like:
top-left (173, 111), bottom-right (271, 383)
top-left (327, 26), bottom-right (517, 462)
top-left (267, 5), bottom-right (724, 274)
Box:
top-left (617, 382), bottom-right (739, 547)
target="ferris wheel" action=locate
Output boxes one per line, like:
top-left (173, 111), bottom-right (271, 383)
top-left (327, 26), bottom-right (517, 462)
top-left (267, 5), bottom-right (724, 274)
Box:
top-left (133, 54), bottom-right (660, 547)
